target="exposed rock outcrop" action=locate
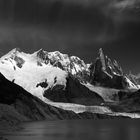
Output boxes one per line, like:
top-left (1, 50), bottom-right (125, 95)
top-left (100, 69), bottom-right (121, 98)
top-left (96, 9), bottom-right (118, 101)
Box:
top-left (44, 75), bottom-right (104, 105)
top-left (89, 48), bottom-right (138, 89)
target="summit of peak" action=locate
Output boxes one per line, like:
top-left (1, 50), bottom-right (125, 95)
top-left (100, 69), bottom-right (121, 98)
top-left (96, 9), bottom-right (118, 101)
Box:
top-left (37, 48), bottom-right (44, 52)
top-left (97, 48), bottom-right (106, 71)
top-left (35, 48), bottom-right (47, 54)
top-left (9, 48), bottom-right (21, 54)
top-left (48, 51), bottom-right (66, 57)
top-left (99, 48), bottom-right (103, 53)
top-left (0, 48), bottom-right (21, 60)
top-left (99, 48), bottom-right (104, 56)
top-left (32, 49), bottom-right (48, 61)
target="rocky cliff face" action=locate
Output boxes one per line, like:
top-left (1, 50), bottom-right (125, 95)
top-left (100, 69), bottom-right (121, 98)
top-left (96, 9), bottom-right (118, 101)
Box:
top-left (89, 48), bottom-right (138, 89)
top-left (44, 75), bottom-right (104, 105)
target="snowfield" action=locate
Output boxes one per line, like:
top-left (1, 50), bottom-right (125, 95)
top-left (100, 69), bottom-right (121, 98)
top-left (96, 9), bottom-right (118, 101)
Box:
top-left (0, 49), bottom-right (68, 101)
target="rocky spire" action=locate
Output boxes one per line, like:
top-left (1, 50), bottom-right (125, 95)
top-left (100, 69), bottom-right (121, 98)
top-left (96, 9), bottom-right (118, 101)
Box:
top-left (8, 48), bottom-right (21, 55)
top-left (98, 48), bottom-right (106, 71)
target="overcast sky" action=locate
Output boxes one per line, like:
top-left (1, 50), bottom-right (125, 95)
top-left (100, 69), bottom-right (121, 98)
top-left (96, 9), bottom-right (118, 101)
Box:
top-left (0, 0), bottom-right (140, 74)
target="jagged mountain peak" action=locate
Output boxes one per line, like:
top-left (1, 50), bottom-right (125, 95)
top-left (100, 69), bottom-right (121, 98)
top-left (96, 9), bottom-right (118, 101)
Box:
top-left (33, 48), bottom-right (48, 61)
top-left (8, 48), bottom-right (21, 54)
top-left (98, 48), bottom-right (106, 71)
top-left (89, 48), bottom-right (138, 89)
top-left (48, 51), bottom-right (69, 62)
top-left (0, 48), bottom-right (88, 69)
top-left (98, 48), bottom-right (104, 57)
top-left (0, 48), bottom-right (21, 60)
top-left (95, 48), bottom-right (123, 76)
top-left (32, 49), bottom-right (88, 75)
top-left (36, 48), bottom-right (47, 55)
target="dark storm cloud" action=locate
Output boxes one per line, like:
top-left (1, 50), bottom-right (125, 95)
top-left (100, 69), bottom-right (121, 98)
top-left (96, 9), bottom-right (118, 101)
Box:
top-left (0, 0), bottom-right (140, 73)
top-left (0, 0), bottom-right (138, 44)
top-left (0, 0), bottom-right (117, 49)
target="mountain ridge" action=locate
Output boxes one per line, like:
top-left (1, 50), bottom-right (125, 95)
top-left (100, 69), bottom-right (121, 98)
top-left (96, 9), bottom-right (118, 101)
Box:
top-left (0, 47), bottom-right (138, 86)
top-left (0, 48), bottom-right (138, 106)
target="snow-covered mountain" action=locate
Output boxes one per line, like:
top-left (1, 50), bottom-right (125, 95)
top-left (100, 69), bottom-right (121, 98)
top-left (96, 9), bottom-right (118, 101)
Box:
top-left (0, 48), bottom-right (138, 105)
top-left (0, 48), bottom-right (68, 101)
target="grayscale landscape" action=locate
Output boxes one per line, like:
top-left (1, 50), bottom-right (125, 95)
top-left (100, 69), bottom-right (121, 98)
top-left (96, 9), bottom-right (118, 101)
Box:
top-left (0, 0), bottom-right (140, 140)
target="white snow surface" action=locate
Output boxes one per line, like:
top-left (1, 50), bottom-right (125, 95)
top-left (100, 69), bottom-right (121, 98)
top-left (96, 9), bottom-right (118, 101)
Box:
top-left (0, 49), bottom-right (68, 101)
